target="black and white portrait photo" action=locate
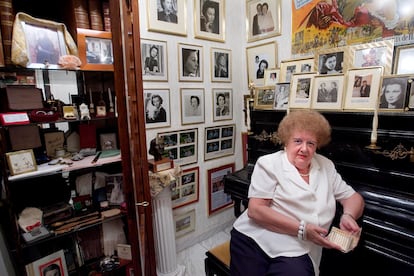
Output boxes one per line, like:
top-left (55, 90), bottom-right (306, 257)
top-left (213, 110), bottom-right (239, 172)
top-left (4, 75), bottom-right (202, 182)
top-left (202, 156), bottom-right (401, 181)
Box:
top-left (181, 88), bottom-right (205, 125)
top-left (144, 89), bottom-right (170, 129)
top-left (141, 39), bottom-right (168, 81)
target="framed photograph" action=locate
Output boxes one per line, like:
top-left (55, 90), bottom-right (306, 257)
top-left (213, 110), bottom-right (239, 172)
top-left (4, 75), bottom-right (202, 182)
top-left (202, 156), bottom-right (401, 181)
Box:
top-left (207, 163), bottom-right (235, 216)
top-left (25, 249), bottom-right (68, 276)
top-left (378, 75), bottom-right (409, 111)
top-left (178, 43), bottom-right (203, 82)
top-left (316, 47), bottom-right (349, 75)
top-left (20, 20), bottom-right (67, 69)
top-left (204, 124), bottom-right (235, 161)
top-left (279, 57), bottom-right (315, 83)
top-left (273, 82), bottom-right (290, 110)
top-left (212, 88), bottom-right (233, 121)
top-left (173, 209), bottom-right (196, 238)
top-left (350, 40), bottom-right (394, 75)
top-left (393, 44), bottom-right (414, 74)
top-left (289, 72), bottom-right (317, 109)
top-left (99, 133), bottom-right (118, 150)
top-left (246, 41), bottom-right (278, 86)
top-left (194, 0), bottom-right (225, 42)
top-left (144, 89), bottom-right (171, 129)
top-left (211, 47), bottom-right (231, 82)
top-left (147, 0), bottom-right (187, 36)
top-left (246, 0), bottom-right (281, 42)
top-left (253, 86), bottom-right (275, 110)
top-left (43, 131), bottom-right (65, 157)
top-left (6, 149), bottom-right (37, 176)
top-left (311, 74), bottom-right (345, 110)
top-left (180, 88), bottom-right (205, 125)
top-left (140, 38), bottom-right (168, 81)
top-left (77, 28), bottom-right (113, 71)
top-left (172, 167), bottom-right (199, 209)
top-left (158, 128), bottom-right (198, 166)
top-left (408, 77), bottom-right (414, 110)
top-left (264, 68), bottom-right (280, 86)
top-left (343, 67), bottom-right (384, 111)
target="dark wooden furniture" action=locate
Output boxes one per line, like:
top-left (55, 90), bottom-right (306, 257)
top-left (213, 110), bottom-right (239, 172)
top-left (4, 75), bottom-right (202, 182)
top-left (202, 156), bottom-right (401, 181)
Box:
top-left (205, 241), bottom-right (230, 276)
top-left (224, 110), bottom-right (414, 276)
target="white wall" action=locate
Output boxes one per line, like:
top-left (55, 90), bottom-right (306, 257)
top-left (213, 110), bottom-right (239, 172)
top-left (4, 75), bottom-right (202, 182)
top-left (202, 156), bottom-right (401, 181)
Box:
top-left (138, 0), bottom-right (292, 251)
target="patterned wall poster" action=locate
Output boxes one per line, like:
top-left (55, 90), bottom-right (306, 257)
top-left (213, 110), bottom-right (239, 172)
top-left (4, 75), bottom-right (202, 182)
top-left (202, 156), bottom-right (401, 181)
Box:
top-left (291, 0), bottom-right (414, 55)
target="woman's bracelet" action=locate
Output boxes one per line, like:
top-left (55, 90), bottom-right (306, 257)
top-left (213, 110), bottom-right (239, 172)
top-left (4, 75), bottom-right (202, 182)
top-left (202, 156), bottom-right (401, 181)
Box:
top-left (297, 220), bottom-right (307, 241)
top-left (342, 212), bottom-right (356, 220)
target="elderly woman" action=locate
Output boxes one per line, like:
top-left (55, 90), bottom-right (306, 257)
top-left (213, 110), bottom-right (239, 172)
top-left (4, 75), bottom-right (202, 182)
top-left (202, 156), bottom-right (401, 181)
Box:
top-left (230, 109), bottom-right (364, 276)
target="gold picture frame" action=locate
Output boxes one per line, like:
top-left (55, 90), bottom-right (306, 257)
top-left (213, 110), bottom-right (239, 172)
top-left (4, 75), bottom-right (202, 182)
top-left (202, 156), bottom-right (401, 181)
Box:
top-left (350, 40), bottom-right (394, 75)
top-left (264, 68), bottom-right (280, 86)
top-left (194, 0), bottom-right (225, 42)
top-left (204, 124), bottom-right (235, 161)
top-left (180, 88), bottom-right (205, 125)
top-left (378, 75), bottom-right (410, 112)
top-left (393, 44), bottom-right (414, 75)
top-left (173, 209), bottom-right (196, 238)
top-left (279, 57), bottom-right (315, 83)
top-left (315, 46), bottom-right (349, 75)
top-left (178, 43), bottom-right (204, 82)
top-left (140, 38), bottom-right (168, 82)
top-left (6, 149), bottom-right (37, 176)
top-left (211, 47), bottom-right (231, 82)
top-left (253, 86), bottom-right (275, 110)
top-left (246, 0), bottom-right (281, 42)
top-left (246, 41), bottom-right (278, 86)
top-left (147, 0), bottom-right (187, 36)
top-left (172, 167), bottom-right (199, 209)
top-left (289, 72), bottom-right (317, 109)
top-left (311, 74), bottom-right (345, 111)
top-left (343, 67), bottom-right (384, 111)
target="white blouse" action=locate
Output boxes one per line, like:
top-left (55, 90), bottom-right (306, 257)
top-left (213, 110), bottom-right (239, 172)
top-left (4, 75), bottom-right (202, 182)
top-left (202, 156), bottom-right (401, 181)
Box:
top-left (233, 151), bottom-right (356, 275)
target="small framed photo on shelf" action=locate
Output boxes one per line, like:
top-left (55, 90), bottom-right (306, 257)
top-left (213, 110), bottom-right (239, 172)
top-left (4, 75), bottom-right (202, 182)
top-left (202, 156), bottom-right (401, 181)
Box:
top-left (211, 47), bottom-right (231, 82)
top-left (289, 72), bottom-right (317, 109)
top-left (172, 166), bottom-right (199, 209)
top-left (173, 209), bottom-right (196, 238)
top-left (246, 0), bottom-right (281, 42)
top-left (140, 38), bottom-right (168, 81)
top-left (6, 149), bottom-right (37, 176)
top-left (212, 88), bottom-right (232, 121)
top-left (207, 163), bottom-right (235, 215)
top-left (180, 88), bottom-right (205, 125)
top-left (350, 40), bottom-right (394, 75)
top-left (99, 133), bottom-right (118, 150)
top-left (77, 28), bottom-right (113, 71)
top-left (253, 86), bottom-right (275, 110)
top-left (25, 249), bottom-right (68, 276)
top-left (378, 75), bottom-right (410, 111)
top-left (144, 89), bottom-right (171, 129)
top-left (343, 67), bottom-right (383, 111)
top-left (194, 0), bottom-right (225, 42)
top-left (279, 57), bottom-right (314, 83)
top-left (178, 43), bottom-right (203, 82)
top-left (311, 74), bottom-right (345, 111)
top-left (264, 68), bottom-right (280, 86)
top-left (204, 124), bottom-right (235, 161)
top-left (393, 44), bottom-right (414, 74)
top-left (147, 0), bottom-right (187, 36)
top-left (316, 47), bottom-right (348, 75)
top-left (273, 82), bottom-right (290, 110)
top-left (158, 128), bottom-right (198, 166)
top-left (408, 77), bottom-right (414, 110)
top-left (246, 41), bottom-right (278, 86)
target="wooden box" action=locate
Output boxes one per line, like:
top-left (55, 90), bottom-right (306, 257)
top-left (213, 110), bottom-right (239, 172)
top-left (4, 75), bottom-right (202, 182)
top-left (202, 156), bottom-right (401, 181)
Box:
top-left (148, 158), bottom-right (173, 173)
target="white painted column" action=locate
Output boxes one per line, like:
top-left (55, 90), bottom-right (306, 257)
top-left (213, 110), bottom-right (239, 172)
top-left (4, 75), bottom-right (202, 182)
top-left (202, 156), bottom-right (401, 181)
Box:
top-left (152, 187), bottom-right (185, 276)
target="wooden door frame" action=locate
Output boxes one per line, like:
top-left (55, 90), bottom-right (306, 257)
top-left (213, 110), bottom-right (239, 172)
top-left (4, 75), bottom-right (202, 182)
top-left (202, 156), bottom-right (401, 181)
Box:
top-left (110, 0), bottom-right (156, 275)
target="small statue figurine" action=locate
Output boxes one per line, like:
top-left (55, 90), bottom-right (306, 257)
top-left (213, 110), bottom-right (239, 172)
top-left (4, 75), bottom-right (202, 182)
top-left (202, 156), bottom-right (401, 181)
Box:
top-left (149, 137), bottom-right (164, 161)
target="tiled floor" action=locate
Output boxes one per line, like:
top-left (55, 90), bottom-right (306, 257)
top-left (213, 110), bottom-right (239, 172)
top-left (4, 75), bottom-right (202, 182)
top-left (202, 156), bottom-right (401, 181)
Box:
top-left (176, 225), bottom-right (232, 276)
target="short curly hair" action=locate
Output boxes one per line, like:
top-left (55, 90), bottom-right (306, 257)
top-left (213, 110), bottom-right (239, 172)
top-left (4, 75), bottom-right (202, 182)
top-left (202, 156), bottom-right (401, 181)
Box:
top-left (277, 110), bottom-right (331, 148)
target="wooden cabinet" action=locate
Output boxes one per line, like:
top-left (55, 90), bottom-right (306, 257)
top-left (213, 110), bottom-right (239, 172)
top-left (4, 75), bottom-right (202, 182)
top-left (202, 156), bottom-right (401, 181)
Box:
top-left (0, 0), bottom-right (155, 275)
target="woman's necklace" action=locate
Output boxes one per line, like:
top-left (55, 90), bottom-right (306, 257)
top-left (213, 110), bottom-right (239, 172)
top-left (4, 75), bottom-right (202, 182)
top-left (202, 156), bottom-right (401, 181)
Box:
top-left (299, 172), bottom-right (310, 177)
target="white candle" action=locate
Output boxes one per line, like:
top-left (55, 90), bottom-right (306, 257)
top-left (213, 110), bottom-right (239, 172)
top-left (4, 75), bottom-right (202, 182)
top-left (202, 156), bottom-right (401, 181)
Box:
top-left (371, 108), bottom-right (378, 144)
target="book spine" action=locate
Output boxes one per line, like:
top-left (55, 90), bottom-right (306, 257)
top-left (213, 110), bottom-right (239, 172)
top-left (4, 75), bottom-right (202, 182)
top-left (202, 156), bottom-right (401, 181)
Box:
top-left (0, 0), bottom-right (14, 65)
top-left (102, 1), bottom-right (111, 32)
top-left (89, 0), bottom-right (104, 31)
top-left (73, 0), bottom-right (91, 29)
top-left (0, 27), bottom-right (4, 67)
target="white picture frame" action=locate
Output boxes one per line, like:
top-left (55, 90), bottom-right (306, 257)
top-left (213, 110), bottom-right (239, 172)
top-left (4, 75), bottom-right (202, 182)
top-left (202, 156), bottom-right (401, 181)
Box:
top-left (180, 88), bottom-right (205, 125)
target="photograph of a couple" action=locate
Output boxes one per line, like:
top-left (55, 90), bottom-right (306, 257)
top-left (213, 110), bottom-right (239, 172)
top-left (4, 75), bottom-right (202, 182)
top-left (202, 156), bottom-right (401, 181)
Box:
top-left (247, 0), bottom-right (281, 42)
